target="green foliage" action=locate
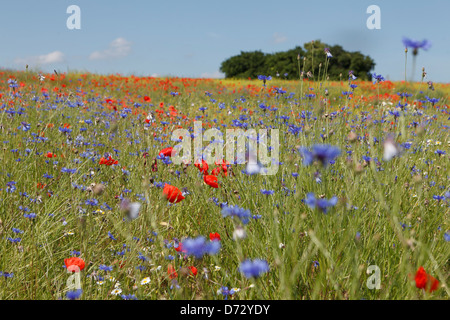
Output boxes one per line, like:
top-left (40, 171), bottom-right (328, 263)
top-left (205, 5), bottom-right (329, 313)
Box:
top-left (220, 40), bottom-right (375, 80)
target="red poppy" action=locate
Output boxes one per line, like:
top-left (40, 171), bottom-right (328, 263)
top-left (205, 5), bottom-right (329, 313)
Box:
top-left (168, 264), bottom-right (178, 279)
top-left (144, 96), bottom-right (151, 102)
top-left (209, 232), bottom-right (221, 241)
top-left (194, 159), bottom-right (209, 175)
top-left (211, 167), bottom-right (221, 176)
top-left (45, 152), bottom-right (56, 158)
top-left (204, 175), bottom-right (219, 188)
top-left (415, 266), bottom-right (439, 293)
top-left (188, 266), bottom-right (198, 276)
top-left (163, 184), bottom-right (185, 203)
top-left (99, 155), bottom-right (118, 166)
top-left (64, 257), bottom-right (85, 272)
top-left (174, 243), bottom-right (186, 253)
top-left (159, 147), bottom-right (174, 157)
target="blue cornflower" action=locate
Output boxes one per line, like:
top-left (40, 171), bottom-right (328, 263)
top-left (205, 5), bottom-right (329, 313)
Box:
top-left (221, 205), bottom-right (251, 224)
top-left (121, 294), bottom-right (138, 300)
top-left (324, 48), bottom-right (332, 58)
top-left (433, 195), bottom-right (444, 201)
top-left (219, 286), bottom-right (235, 300)
top-left (12, 228), bottom-right (23, 234)
top-left (260, 189), bottom-right (274, 195)
top-left (181, 236), bottom-right (221, 259)
top-left (257, 75), bottom-right (272, 86)
top-left (292, 172), bottom-right (299, 178)
top-left (435, 150), bottom-right (446, 156)
top-left (8, 78), bottom-right (18, 88)
top-left (349, 71), bottom-right (357, 81)
top-left (85, 198), bottom-right (99, 206)
top-left (298, 144), bottom-right (341, 167)
top-left (444, 232), bottom-right (450, 242)
top-left (20, 122), bottom-right (31, 131)
top-left (66, 289), bottom-right (82, 300)
top-left (389, 110), bottom-right (400, 118)
top-left (0, 272), bottom-right (14, 278)
top-left (6, 181), bottom-right (16, 193)
top-left (7, 237), bottom-right (21, 243)
top-left (61, 167), bottom-right (77, 174)
top-left (239, 259), bottom-right (270, 278)
top-left (305, 193), bottom-right (338, 214)
top-left (402, 37), bottom-right (431, 55)
top-left (108, 231), bottom-right (117, 240)
top-left (372, 73), bottom-right (385, 83)
top-left (24, 213), bottom-right (37, 219)
top-left (98, 264), bottom-right (113, 272)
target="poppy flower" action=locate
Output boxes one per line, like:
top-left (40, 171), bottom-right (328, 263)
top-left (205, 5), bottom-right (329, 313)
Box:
top-left (143, 96), bottom-right (151, 102)
top-left (168, 264), bottom-right (178, 279)
top-left (45, 152), bottom-right (56, 158)
top-left (159, 147), bottom-right (174, 157)
top-left (99, 156), bottom-right (118, 166)
top-left (163, 184), bottom-right (185, 203)
top-left (209, 232), bottom-right (221, 241)
top-left (188, 266), bottom-right (198, 276)
top-left (64, 257), bottom-right (85, 272)
top-left (415, 266), bottom-right (439, 293)
top-left (194, 160), bottom-right (209, 175)
top-left (204, 175), bottom-right (219, 188)
top-left (211, 167), bottom-right (221, 176)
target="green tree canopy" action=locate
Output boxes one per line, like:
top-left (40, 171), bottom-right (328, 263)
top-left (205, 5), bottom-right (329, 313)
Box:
top-left (220, 40), bottom-right (375, 80)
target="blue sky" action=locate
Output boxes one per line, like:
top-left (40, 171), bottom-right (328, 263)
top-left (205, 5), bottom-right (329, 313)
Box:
top-left (0, 0), bottom-right (449, 82)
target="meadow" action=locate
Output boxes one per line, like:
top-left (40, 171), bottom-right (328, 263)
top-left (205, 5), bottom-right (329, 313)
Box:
top-left (0, 67), bottom-right (448, 300)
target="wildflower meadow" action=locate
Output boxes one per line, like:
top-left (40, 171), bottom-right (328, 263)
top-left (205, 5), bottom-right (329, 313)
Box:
top-left (0, 46), bottom-right (449, 302)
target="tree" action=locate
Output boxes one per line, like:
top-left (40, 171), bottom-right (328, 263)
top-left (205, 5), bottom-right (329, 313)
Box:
top-left (219, 41), bottom-right (375, 80)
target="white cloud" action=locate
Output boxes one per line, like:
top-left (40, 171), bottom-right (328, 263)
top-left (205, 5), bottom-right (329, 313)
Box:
top-left (89, 37), bottom-right (132, 60)
top-left (14, 51), bottom-right (65, 66)
top-left (200, 71), bottom-right (224, 79)
top-left (272, 32), bottom-right (287, 44)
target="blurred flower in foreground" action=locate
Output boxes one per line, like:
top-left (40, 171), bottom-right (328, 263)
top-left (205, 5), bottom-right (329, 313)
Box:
top-left (383, 136), bottom-right (400, 161)
top-left (298, 145), bottom-right (340, 167)
top-left (415, 266), bottom-right (439, 293)
top-left (181, 236), bottom-right (221, 259)
top-left (305, 193), bottom-right (338, 214)
top-left (222, 205), bottom-right (251, 224)
top-left (402, 37), bottom-right (431, 55)
top-left (239, 259), bottom-right (269, 278)
top-left (66, 289), bottom-right (82, 300)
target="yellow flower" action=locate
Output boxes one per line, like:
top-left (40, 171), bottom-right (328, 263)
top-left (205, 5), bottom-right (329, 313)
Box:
top-left (94, 209), bottom-right (105, 215)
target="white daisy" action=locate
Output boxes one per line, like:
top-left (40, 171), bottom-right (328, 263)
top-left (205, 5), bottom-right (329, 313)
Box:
top-left (111, 288), bottom-right (122, 295)
top-left (140, 277), bottom-right (150, 285)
